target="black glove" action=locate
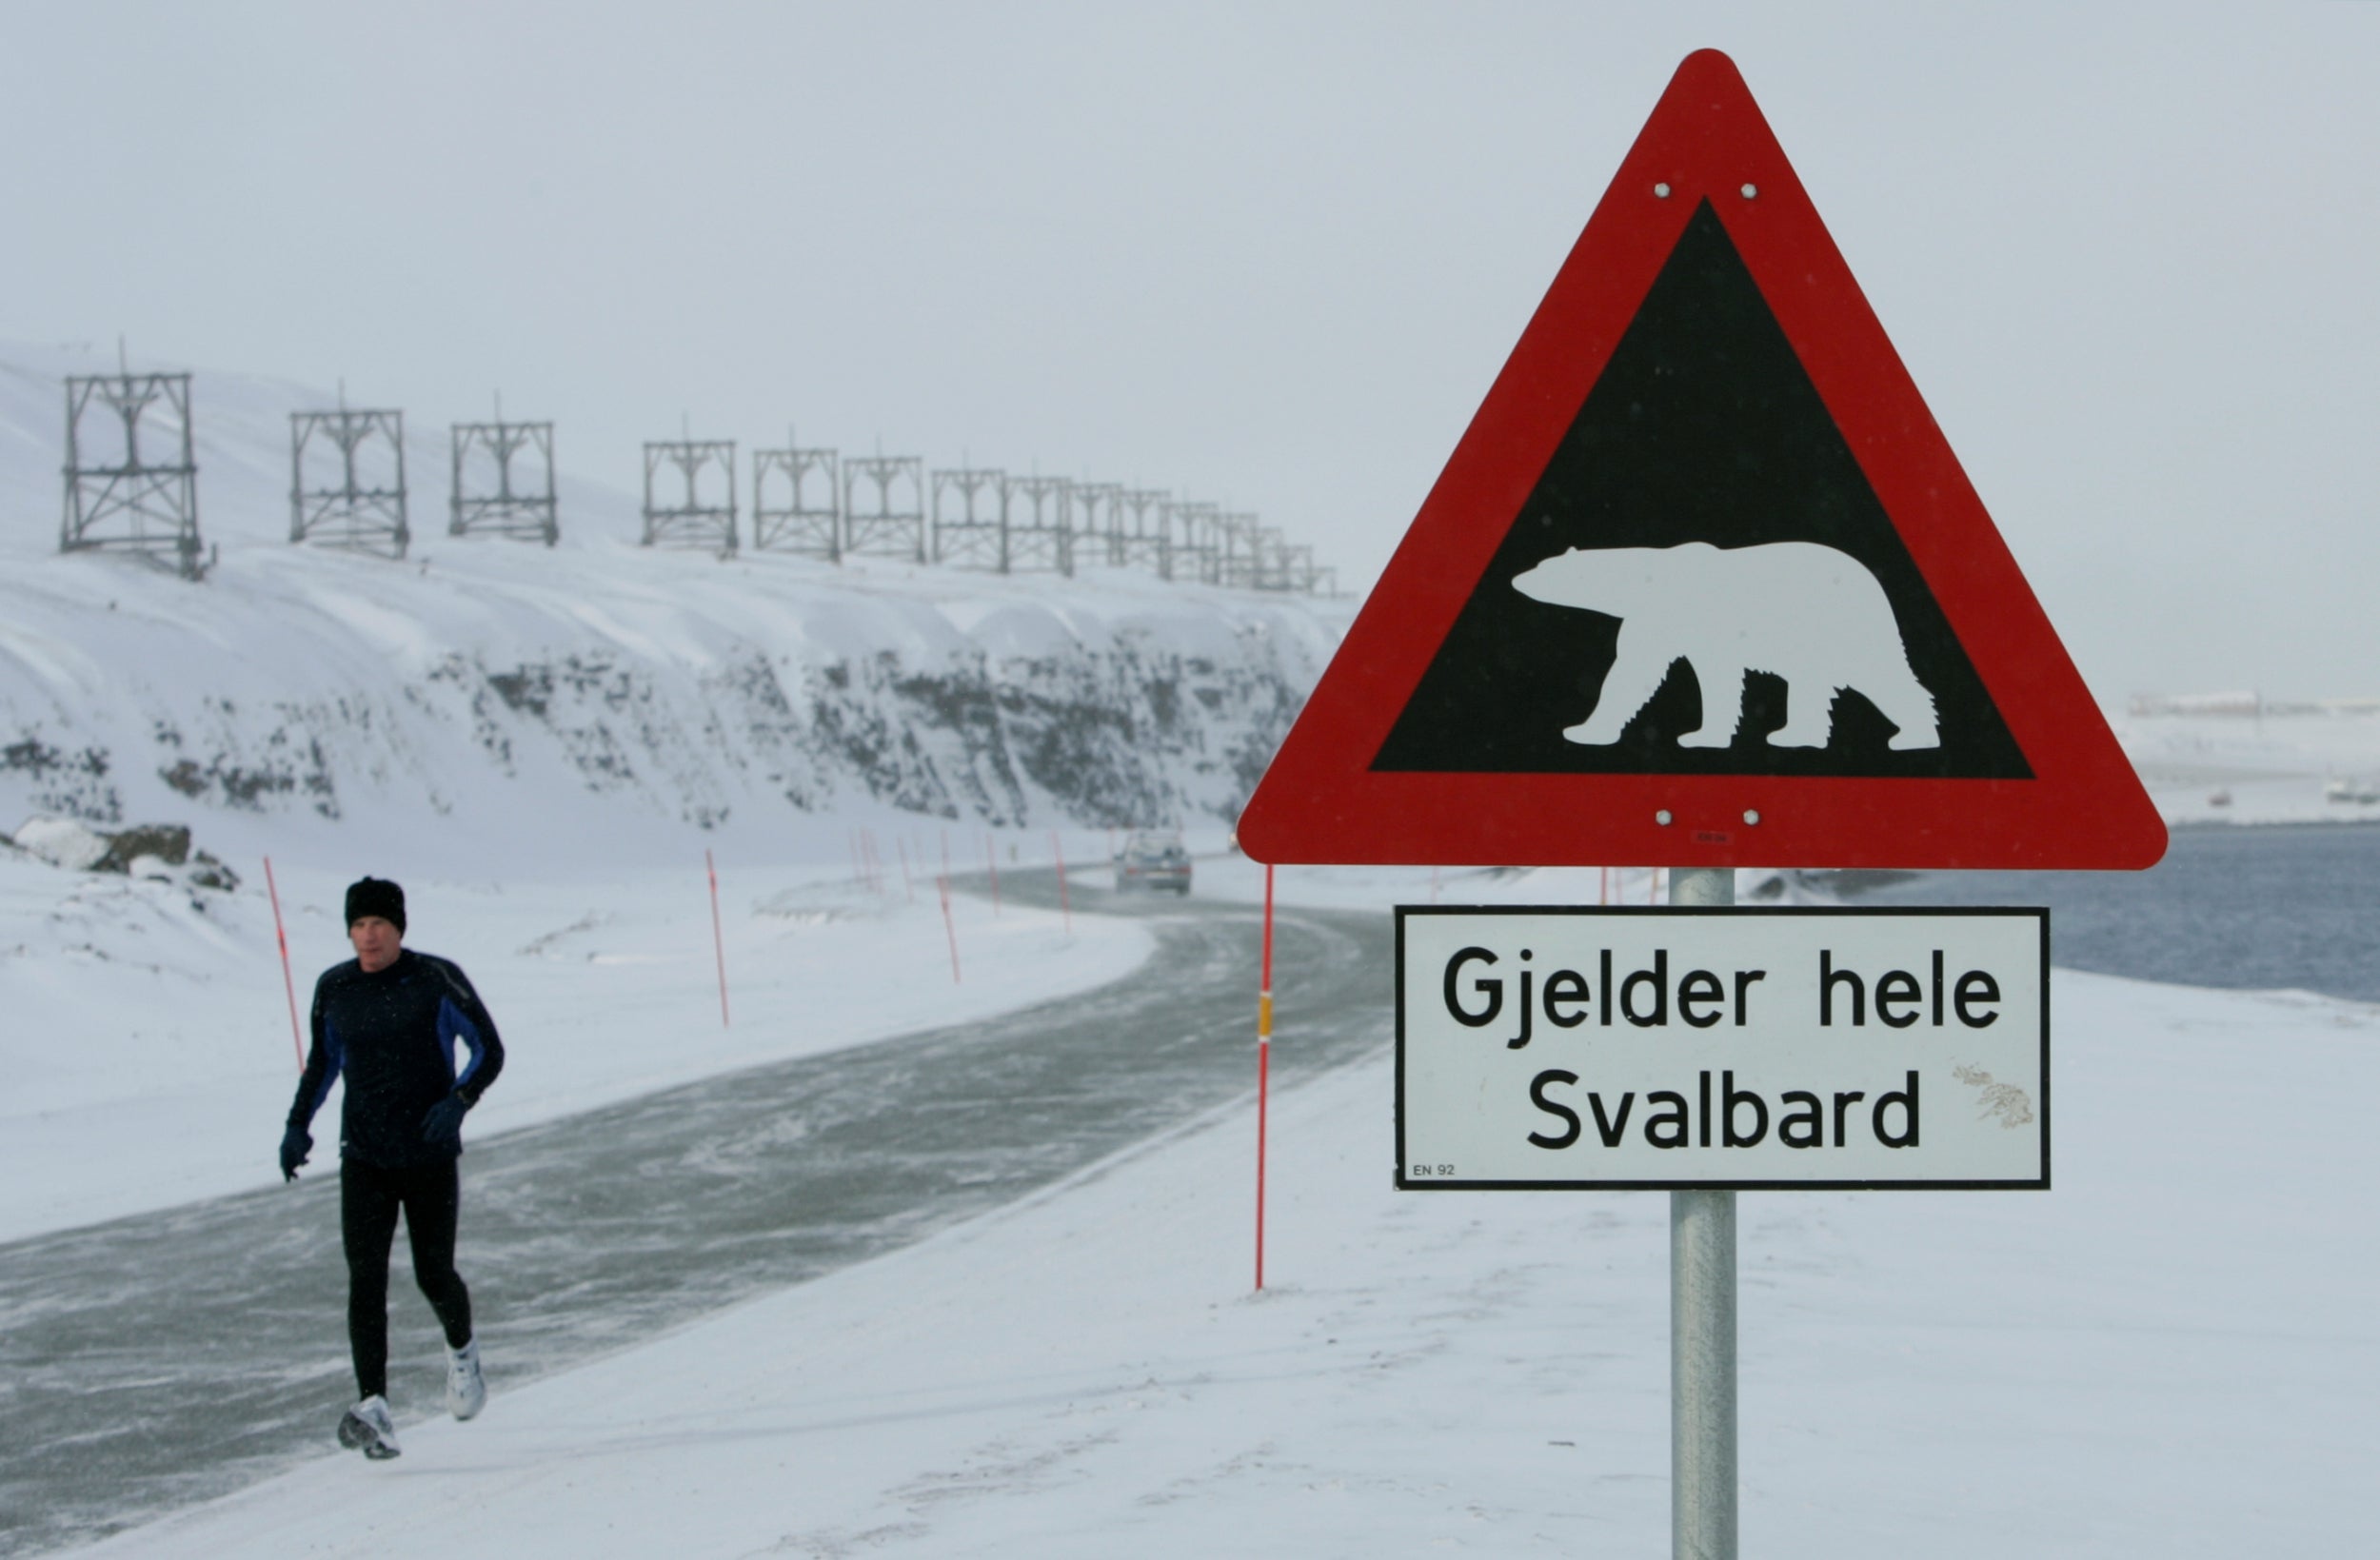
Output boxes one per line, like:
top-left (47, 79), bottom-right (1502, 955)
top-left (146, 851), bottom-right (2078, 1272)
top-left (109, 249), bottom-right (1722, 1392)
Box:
top-left (280, 1125), bottom-right (311, 1182)
top-left (422, 1093), bottom-right (470, 1150)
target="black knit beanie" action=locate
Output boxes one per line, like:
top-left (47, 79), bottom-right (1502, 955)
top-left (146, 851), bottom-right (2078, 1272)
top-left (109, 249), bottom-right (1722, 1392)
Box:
top-left (345, 877), bottom-right (407, 934)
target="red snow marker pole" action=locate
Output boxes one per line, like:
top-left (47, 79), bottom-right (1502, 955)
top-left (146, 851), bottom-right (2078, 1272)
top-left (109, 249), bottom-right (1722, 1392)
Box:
top-left (1051, 831), bottom-right (1070, 933)
top-left (264, 856), bottom-right (304, 1069)
top-left (706, 849), bottom-right (729, 1027)
top-left (937, 875), bottom-right (962, 982)
top-left (986, 833), bottom-right (1001, 917)
top-left (1256, 862), bottom-right (1275, 1291)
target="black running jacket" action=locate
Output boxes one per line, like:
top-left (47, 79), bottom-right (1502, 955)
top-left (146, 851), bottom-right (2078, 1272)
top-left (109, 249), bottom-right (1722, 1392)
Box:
top-left (286, 949), bottom-right (504, 1169)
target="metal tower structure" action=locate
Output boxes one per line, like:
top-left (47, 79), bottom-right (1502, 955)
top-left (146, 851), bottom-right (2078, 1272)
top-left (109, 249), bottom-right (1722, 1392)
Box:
top-left (999, 474), bottom-right (1073, 575)
top-left (929, 464), bottom-right (1006, 571)
top-left (449, 405), bottom-right (557, 544)
top-left (1111, 487), bottom-right (1172, 577)
top-left (62, 368), bottom-right (206, 579)
top-left (1166, 500), bottom-right (1221, 584)
top-left (1235, 519), bottom-right (1293, 590)
top-left (1270, 539), bottom-right (1319, 594)
top-left (1070, 481), bottom-right (1121, 566)
top-left (841, 454), bottom-right (926, 562)
top-left (753, 437), bottom-right (840, 559)
top-left (291, 403), bottom-right (410, 559)
top-left (643, 438), bottom-right (738, 553)
top-left (1216, 512), bottom-right (1266, 589)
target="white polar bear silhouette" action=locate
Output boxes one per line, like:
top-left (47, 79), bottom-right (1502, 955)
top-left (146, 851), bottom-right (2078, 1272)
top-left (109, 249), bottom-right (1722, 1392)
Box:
top-left (1511, 541), bottom-right (1940, 751)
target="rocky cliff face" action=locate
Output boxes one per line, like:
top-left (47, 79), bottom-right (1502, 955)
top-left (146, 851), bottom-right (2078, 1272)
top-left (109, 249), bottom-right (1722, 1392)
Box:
top-left (411, 629), bottom-right (1317, 832)
top-left (0, 560), bottom-right (1341, 851)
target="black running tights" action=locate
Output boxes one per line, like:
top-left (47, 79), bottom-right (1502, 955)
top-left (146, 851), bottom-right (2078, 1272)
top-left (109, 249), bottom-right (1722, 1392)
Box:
top-left (341, 1156), bottom-right (473, 1399)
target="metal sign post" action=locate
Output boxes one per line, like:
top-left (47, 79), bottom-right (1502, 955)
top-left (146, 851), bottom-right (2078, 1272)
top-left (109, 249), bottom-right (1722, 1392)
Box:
top-left (1668, 866), bottom-right (1735, 1559)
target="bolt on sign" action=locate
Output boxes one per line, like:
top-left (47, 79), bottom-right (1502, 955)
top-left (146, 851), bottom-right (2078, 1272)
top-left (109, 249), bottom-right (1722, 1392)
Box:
top-left (1398, 907), bottom-right (2047, 1190)
top-left (1238, 49), bottom-right (2165, 873)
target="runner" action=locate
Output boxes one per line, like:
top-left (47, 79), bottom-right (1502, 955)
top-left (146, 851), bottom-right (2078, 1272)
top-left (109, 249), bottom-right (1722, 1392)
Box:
top-left (279, 876), bottom-right (505, 1460)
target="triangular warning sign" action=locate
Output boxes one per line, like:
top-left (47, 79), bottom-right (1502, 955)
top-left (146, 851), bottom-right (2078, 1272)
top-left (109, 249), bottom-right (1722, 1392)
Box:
top-left (1239, 49), bottom-right (2165, 871)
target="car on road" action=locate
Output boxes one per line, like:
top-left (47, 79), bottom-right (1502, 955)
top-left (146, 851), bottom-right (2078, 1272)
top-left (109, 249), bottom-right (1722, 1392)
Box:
top-left (1113, 829), bottom-right (1192, 895)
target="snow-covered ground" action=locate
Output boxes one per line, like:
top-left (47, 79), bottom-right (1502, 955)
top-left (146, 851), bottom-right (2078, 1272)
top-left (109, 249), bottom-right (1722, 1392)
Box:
top-left (13, 766), bottom-right (2377, 1552)
top-left (59, 946), bottom-right (2379, 1558)
top-left (0, 840), bottom-right (1148, 1244)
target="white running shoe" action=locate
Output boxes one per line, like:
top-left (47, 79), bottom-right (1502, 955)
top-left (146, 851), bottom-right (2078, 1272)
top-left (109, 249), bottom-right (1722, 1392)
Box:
top-left (446, 1337), bottom-right (486, 1421)
top-left (337, 1394), bottom-right (401, 1460)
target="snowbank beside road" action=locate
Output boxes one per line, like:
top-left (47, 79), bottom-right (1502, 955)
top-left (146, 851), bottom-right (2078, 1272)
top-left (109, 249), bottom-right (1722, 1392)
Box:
top-left (68, 965), bottom-right (2380, 1559)
top-left (0, 851), bottom-right (1150, 1243)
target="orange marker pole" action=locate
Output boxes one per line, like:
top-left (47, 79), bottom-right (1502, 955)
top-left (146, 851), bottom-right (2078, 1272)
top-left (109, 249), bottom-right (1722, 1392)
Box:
top-left (706, 849), bottom-right (729, 1027)
top-left (1051, 830), bottom-right (1071, 934)
top-left (1255, 862), bottom-right (1275, 1291)
top-left (937, 874), bottom-right (962, 982)
top-left (264, 856), bottom-right (305, 1069)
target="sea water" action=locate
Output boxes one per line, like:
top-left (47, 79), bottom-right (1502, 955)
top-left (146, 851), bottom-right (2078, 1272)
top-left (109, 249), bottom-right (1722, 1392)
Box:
top-left (1842, 821), bottom-right (2380, 1002)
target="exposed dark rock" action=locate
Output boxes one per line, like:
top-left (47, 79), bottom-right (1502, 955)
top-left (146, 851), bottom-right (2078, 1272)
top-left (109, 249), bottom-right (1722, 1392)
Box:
top-left (4, 735), bottom-right (121, 822)
top-left (187, 850), bottom-right (241, 892)
top-left (97, 823), bottom-right (191, 871)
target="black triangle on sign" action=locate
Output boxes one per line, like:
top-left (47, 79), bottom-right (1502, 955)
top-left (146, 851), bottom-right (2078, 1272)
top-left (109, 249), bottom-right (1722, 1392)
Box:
top-left (1372, 201), bottom-right (2030, 780)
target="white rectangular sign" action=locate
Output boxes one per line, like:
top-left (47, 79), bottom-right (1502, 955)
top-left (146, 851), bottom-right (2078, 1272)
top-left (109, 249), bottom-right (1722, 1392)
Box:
top-left (1397, 907), bottom-right (2048, 1190)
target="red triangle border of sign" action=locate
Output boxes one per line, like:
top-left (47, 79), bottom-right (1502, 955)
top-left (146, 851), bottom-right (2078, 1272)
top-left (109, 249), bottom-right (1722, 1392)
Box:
top-left (1236, 49), bottom-right (2166, 871)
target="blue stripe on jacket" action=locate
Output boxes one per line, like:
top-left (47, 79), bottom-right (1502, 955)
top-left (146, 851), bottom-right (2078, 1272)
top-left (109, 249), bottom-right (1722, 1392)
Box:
top-left (437, 996), bottom-right (490, 1093)
top-left (306, 1020), bottom-right (345, 1119)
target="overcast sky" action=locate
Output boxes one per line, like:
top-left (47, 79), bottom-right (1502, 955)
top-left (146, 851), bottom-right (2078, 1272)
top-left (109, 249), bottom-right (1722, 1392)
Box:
top-left (2, 3), bottom-right (2371, 702)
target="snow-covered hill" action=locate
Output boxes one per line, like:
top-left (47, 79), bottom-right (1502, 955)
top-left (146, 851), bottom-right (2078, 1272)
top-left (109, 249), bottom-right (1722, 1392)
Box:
top-left (2115, 703), bottom-right (2380, 828)
top-left (0, 343), bottom-right (1351, 870)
